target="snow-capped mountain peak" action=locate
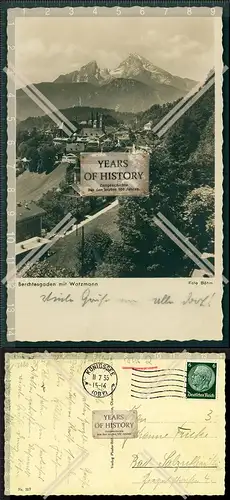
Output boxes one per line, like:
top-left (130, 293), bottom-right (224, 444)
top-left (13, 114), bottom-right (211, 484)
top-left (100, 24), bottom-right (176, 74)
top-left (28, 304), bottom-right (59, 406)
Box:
top-left (54, 54), bottom-right (196, 92)
top-left (110, 53), bottom-right (178, 85)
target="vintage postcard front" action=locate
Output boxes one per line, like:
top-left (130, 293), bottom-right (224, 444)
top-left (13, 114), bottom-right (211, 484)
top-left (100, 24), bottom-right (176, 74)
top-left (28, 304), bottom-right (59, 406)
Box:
top-left (4, 352), bottom-right (225, 495)
top-left (5, 6), bottom-right (226, 341)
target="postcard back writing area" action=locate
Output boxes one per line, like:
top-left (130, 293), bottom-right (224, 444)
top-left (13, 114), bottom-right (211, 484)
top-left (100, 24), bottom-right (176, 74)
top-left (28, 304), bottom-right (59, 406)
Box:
top-left (2, 6), bottom-right (227, 499)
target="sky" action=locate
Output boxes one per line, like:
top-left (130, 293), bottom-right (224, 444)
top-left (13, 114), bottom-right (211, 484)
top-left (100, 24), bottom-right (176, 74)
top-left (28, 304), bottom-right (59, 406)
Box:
top-left (14, 14), bottom-right (215, 85)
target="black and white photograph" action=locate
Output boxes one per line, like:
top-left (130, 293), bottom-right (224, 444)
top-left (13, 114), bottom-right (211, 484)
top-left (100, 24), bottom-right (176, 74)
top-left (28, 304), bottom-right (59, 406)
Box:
top-left (15, 13), bottom-right (216, 279)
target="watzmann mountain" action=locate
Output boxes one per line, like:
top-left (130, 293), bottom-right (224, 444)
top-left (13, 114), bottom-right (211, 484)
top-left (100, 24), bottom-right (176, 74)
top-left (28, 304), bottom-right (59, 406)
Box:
top-left (17, 54), bottom-right (197, 121)
top-left (54, 60), bottom-right (111, 85)
top-left (54, 53), bottom-right (196, 91)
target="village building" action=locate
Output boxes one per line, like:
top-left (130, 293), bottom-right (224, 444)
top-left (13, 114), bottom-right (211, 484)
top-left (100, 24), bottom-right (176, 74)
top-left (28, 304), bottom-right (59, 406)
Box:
top-left (84, 138), bottom-right (101, 152)
top-left (105, 126), bottom-right (116, 138)
top-left (143, 121), bottom-right (153, 131)
top-left (53, 121), bottom-right (72, 145)
top-left (80, 112), bottom-right (104, 139)
top-left (81, 128), bottom-right (104, 138)
top-left (53, 136), bottom-right (69, 146)
top-left (114, 130), bottom-right (132, 147)
top-left (67, 183), bottom-right (82, 197)
top-left (16, 201), bottom-right (46, 243)
top-left (66, 139), bottom-right (85, 153)
top-left (101, 138), bottom-right (114, 151)
top-left (191, 253), bottom-right (215, 277)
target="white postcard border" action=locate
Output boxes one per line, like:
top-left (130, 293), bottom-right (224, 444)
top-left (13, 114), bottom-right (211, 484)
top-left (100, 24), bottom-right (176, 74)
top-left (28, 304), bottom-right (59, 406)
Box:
top-left (6, 6), bottom-right (225, 342)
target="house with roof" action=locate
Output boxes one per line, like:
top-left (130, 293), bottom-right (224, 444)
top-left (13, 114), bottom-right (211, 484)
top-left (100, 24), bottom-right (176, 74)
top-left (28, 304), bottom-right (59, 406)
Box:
top-left (143, 121), bottom-right (153, 131)
top-left (190, 253), bottom-right (215, 277)
top-left (81, 127), bottom-right (105, 139)
top-left (101, 137), bottom-right (115, 151)
top-left (104, 126), bottom-right (116, 138)
top-left (80, 112), bottom-right (105, 140)
top-left (85, 138), bottom-right (101, 152)
top-left (16, 201), bottom-right (46, 243)
top-left (53, 121), bottom-right (73, 145)
top-left (66, 139), bottom-right (85, 153)
top-left (114, 129), bottom-right (131, 145)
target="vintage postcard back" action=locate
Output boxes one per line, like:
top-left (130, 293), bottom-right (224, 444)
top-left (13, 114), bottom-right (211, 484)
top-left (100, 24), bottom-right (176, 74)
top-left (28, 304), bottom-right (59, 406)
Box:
top-left (5, 5), bottom-right (226, 342)
top-left (5, 352), bottom-right (225, 495)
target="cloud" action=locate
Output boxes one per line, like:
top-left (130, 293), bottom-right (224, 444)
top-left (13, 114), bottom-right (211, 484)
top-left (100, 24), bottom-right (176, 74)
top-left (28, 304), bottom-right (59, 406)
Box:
top-left (155, 36), bottom-right (203, 62)
top-left (17, 38), bottom-right (45, 58)
top-left (15, 14), bottom-right (215, 83)
top-left (169, 34), bottom-right (202, 51)
top-left (139, 29), bottom-right (157, 46)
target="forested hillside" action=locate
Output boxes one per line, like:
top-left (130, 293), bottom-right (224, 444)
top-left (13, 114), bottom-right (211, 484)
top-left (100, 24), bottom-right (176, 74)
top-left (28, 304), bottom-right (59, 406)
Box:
top-left (112, 87), bottom-right (215, 278)
top-left (93, 87), bottom-right (215, 278)
top-left (17, 106), bottom-right (135, 131)
top-left (25, 88), bottom-right (215, 278)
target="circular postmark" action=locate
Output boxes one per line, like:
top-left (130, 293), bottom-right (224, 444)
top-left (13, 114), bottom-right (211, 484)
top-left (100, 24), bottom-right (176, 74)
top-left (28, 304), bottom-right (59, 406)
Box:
top-left (188, 364), bottom-right (216, 393)
top-left (82, 362), bottom-right (118, 398)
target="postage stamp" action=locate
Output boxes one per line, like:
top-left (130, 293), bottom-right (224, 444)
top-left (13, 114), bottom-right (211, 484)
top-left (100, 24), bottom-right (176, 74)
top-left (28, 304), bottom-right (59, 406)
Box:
top-left (186, 362), bottom-right (217, 399)
top-left (82, 362), bottom-right (118, 398)
top-left (92, 410), bottom-right (138, 439)
top-left (3, 5), bottom-right (227, 342)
